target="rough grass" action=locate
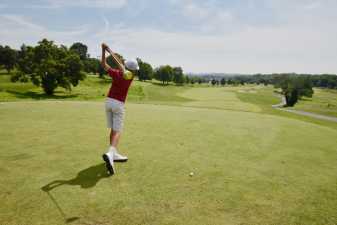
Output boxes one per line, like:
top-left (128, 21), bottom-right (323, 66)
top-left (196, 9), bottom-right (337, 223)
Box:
top-left (235, 85), bottom-right (337, 130)
top-left (293, 88), bottom-right (337, 117)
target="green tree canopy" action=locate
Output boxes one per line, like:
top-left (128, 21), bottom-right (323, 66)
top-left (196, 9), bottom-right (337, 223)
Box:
top-left (84, 58), bottom-right (100, 74)
top-left (137, 58), bottom-right (153, 81)
top-left (172, 67), bottom-right (184, 85)
top-left (275, 75), bottom-right (314, 106)
top-left (12, 39), bottom-right (85, 95)
top-left (70, 42), bottom-right (88, 60)
top-left (0, 45), bottom-right (17, 73)
top-left (154, 65), bottom-right (173, 84)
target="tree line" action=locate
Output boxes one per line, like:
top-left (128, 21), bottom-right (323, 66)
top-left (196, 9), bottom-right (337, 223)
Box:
top-left (0, 39), bottom-right (195, 94)
top-left (191, 73), bottom-right (337, 90)
top-left (201, 74), bottom-right (335, 106)
top-left (1, 39), bottom-right (336, 105)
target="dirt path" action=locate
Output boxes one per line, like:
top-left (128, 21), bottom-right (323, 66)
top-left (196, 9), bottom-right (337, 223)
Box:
top-left (273, 95), bottom-right (337, 123)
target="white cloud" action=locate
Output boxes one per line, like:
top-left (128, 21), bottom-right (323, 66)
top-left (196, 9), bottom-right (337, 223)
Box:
top-left (183, 3), bottom-right (209, 19)
top-left (27, 0), bottom-right (127, 9)
top-left (178, 1), bottom-right (234, 32)
top-left (93, 23), bottom-right (337, 74)
top-left (1, 14), bottom-right (44, 31)
top-left (0, 14), bottom-right (89, 48)
top-left (1, 1), bottom-right (337, 74)
top-left (304, 1), bottom-right (321, 10)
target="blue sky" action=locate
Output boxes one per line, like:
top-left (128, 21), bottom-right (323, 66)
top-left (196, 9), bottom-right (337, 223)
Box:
top-left (1, 0), bottom-right (337, 73)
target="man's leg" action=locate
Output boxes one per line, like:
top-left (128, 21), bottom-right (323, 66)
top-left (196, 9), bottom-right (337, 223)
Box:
top-left (103, 106), bottom-right (115, 175)
top-left (108, 128), bottom-right (128, 162)
top-left (110, 129), bottom-right (121, 147)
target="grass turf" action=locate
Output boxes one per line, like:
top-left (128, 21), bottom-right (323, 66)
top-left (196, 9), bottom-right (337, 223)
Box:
top-left (1, 99), bottom-right (337, 224)
top-left (1, 73), bottom-right (337, 224)
top-left (0, 74), bottom-right (191, 103)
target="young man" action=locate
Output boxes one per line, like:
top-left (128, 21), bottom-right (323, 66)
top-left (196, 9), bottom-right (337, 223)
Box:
top-left (100, 43), bottom-right (139, 175)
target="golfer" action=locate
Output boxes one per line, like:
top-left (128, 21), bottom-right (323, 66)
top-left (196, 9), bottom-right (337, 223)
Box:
top-left (100, 43), bottom-right (139, 175)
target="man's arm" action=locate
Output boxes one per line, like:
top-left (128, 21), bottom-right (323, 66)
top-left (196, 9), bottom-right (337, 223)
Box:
top-left (101, 43), bottom-right (125, 72)
top-left (106, 46), bottom-right (125, 71)
top-left (101, 43), bottom-right (111, 72)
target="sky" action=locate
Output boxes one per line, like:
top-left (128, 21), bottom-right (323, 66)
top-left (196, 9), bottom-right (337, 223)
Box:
top-left (0, 0), bottom-right (337, 74)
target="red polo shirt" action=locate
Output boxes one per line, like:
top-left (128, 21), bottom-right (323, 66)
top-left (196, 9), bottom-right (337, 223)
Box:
top-left (107, 68), bottom-right (133, 103)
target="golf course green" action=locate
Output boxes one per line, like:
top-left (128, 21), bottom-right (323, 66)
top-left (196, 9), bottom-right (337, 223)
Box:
top-left (0, 76), bottom-right (336, 225)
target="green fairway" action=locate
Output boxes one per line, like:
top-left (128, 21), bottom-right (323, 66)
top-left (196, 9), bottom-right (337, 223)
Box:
top-left (178, 86), bottom-right (261, 112)
top-left (1, 85), bottom-right (337, 224)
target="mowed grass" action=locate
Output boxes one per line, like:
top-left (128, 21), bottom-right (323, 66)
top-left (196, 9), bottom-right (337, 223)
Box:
top-left (178, 86), bottom-right (261, 112)
top-left (1, 100), bottom-right (337, 224)
top-left (1, 73), bottom-right (337, 224)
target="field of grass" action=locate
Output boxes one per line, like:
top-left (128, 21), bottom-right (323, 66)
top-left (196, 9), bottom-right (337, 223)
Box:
top-left (1, 73), bottom-right (337, 225)
top-left (0, 74), bottom-right (191, 104)
top-left (1, 73), bottom-right (337, 119)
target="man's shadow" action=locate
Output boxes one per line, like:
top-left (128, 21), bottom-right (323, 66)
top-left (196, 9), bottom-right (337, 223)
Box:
top-left (42, 163), bottom-right (110, 192)
top-left (41, 163), bottom-right (110, 223)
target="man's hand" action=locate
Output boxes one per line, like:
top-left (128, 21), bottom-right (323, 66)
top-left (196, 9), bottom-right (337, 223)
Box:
top-left (101, 43), bottom-right (125, 71)
top-left (102, 43), bottom-right (114, 55)
top-left (101, 43), bottom-right (111, 72)
top-left (101, 43), bottom-right (108, 50)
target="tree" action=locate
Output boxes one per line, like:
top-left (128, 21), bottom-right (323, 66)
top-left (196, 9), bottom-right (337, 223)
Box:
top-left (185, 76), bottom-right (190, 84)
top-left (98, 64), bottom-right (105, 78)
top-left (84, 58), bottom-right (100, 74)
top-left (0, 45), bottom-right (17, 73)
top-left (220, 78), bottom-right (226, 86)
top-left (191, 78), bottom-right (195, 85)
top-left (154, 65), bottom-right (173, 84)
top-left (70, 42), bottom-right (88, 60)
top-left (274, 75), bottom-right (314, 107)
top-left (137, 58), bottom-right (153, 81)
top-left (13, 39), bottom-right (85, 95)
top-left (172, 67), bottom-right (184, 85)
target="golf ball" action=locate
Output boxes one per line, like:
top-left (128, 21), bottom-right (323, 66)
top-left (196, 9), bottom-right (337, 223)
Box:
top-left (189, 172), bottom-right (194, 177)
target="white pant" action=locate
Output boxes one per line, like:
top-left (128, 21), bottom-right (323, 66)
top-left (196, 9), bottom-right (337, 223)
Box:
top-left (105, 98), bottom-right (125, 132)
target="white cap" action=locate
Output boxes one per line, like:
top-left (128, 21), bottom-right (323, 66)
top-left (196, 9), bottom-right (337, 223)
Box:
top-left (125, 59), bottom-right (139, 71)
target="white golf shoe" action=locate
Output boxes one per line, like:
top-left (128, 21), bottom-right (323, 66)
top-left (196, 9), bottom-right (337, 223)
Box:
top-left (102, 151), bottom-right (115, 175)
top-left (109, 146), bottom-right (128, 162)
top-left (113, 152), bottom-right (128, 162)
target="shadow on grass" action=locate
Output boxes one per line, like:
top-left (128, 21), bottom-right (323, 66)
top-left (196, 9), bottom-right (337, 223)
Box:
top-left (6, 90), bottom-right (78, 100)
top-left (41, 163), bottom-right (110, 223)
top-left (41, 163), bottom-right (109, 191)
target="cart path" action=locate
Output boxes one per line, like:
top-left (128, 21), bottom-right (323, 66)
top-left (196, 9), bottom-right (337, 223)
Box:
top-left (273, 96), bottom-right (337, 122)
